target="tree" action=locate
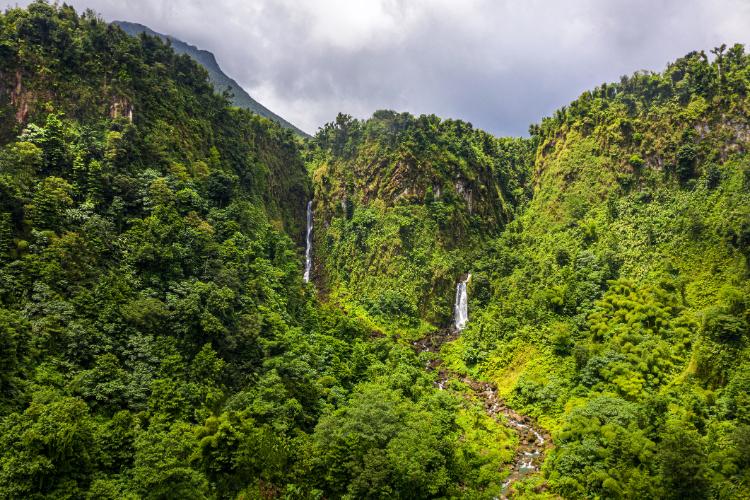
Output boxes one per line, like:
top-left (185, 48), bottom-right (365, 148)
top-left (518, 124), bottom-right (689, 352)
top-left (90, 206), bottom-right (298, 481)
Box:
top-left (657, 423), bottom-right (708, 499)
top-left (132, 421), bottom-right (208, 499)
top-left (0, 396), bottom-right (98, 498)
top-left (27, 176), bottom-right (74, 231)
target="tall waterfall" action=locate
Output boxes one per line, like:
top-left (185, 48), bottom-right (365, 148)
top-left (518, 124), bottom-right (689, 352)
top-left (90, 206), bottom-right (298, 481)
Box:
top-left (454, 273), bottom-right (471, 330)
top-left (303, 200), bottom-right (313, 283)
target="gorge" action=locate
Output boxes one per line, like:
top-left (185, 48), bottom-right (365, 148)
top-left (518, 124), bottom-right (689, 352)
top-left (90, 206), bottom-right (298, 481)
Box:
top-left (0, 2), bottom-right (748, 499)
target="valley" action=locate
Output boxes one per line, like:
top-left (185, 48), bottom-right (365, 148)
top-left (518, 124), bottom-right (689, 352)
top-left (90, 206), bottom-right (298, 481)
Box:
top-left (0, 2), bottom-right (748, 498)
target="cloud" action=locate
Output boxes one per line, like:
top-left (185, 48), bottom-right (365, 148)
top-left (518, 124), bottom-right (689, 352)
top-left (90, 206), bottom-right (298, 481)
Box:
top-left (4, 0), bottom-right (750, 135)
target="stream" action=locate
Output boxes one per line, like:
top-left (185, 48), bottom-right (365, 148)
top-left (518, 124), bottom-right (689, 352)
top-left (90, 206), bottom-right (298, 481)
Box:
top-left (412, 330), bottom-right (551, 498)
top-left (303, 200), bottom-right (313, 283)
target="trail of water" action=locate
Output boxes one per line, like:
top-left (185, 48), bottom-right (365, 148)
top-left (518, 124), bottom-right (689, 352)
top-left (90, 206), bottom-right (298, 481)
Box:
top-left (303, 200), bottom-right (313, 283)
top-left (454, 274), bottom-right (471, 330)
top-left (412, 330), bottom-right (551, 498)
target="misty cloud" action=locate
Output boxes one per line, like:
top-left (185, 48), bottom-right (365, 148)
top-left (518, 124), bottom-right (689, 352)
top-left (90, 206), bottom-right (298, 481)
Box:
top-left (4, 0), bottom-right (749, 135)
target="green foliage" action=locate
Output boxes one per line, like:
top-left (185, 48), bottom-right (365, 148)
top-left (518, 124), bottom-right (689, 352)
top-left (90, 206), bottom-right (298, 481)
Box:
top-left (114, 21), bottom-right (308, 137)
top-left (0, 395), bottom-right (97, 498)
top-left (657, 421), bottom-right (709, 499)
top-left (451, 41), bottom-right (750, 499)
top-left (308, 383), bottom-right (454, 498)
top-left (3, 3), bottom-right (750, 498)
top-left (0, 4), bottom-right (515, 498)
top-left (309, 111), bottom-right (533, 330)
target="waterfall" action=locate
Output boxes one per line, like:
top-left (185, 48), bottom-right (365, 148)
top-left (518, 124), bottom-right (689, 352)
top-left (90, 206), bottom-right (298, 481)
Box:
top-left (303, 200), bottom-right (313, 283)
top-left (454, 273), bottom-right (471, 330)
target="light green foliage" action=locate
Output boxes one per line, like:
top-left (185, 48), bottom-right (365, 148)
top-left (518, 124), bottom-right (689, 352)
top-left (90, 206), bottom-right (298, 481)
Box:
top-left (309, 110), bottom-right (532, 330)
top-left (583, 281), bottom-right (692, 398)
top-left (452, 44), bottom-right (750, 498)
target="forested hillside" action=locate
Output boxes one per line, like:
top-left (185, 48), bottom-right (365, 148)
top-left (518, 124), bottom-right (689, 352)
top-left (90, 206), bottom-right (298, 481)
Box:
top-left (1, 1), bottom-right (749, 499)
top-left (0, 3), bottom-right (522, 498)
top-left (447, 48), bottom-right (750, 497)
top-left (306, 48), bottom-right (750, 498)
top-left (307, 111), bottom-right (531, 332)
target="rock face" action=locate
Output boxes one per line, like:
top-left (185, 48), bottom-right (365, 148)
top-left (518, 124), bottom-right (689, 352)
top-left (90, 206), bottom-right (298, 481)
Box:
top-left (317, 152), bottom-right (515, 237)
top-left (312, 112), bottom-right (531, 237)
top-left (109, 96), bottom-right (134, 122)
top-left (308, 111), bottom-right (532, 328)
top-left (10, 70), bottom-right (29, 123)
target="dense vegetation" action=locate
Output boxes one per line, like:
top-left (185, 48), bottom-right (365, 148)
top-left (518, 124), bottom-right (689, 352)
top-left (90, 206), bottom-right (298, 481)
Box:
top-left (305, 46), bottom-right (750, 498)
top-left (0, 3), bottom-right (516, 498)
top-left (1, 2), bottom-right (749, 499)
top-left (307, 111), bottom-right (531, 332)
top-left (442, 47), bottom-right (750, 497)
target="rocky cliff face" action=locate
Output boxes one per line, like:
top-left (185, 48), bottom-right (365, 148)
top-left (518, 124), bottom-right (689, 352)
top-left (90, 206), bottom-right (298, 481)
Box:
top-left (306, 110), bottom-right (532, 329)
top-left (312, 111), bottom-right (531, 237)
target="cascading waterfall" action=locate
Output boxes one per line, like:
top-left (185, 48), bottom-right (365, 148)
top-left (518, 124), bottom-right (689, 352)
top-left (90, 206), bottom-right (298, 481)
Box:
top-left (454, 273), bottom-right (471, 330)
top-left (303, 200), bottom-right (313, 283)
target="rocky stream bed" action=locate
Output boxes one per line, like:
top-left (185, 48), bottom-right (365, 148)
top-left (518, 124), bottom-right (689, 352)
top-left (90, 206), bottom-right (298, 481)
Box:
top-left (412, 331), bottom-right (552, 498)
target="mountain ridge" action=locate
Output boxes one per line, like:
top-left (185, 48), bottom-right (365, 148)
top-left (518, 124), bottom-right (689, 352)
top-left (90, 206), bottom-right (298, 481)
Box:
top-left (113, 20), bottom-right (310, 137)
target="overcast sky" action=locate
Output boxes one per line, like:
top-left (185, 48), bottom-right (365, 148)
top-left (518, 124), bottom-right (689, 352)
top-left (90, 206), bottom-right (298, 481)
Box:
top-left (4, 1), bottom-right (750, 135)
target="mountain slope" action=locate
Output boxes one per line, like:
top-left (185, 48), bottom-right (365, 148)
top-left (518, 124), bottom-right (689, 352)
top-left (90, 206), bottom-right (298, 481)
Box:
top-left (444, 47), bottom-right (750, 498)
top-left (307, 48), bottom-right (750, 498)
top-left (0, 4), bottom-right (519, 498)
top-left (2, 2), bottom-right (750, 499)
top-left (114, 20), bottom-right (309, 137)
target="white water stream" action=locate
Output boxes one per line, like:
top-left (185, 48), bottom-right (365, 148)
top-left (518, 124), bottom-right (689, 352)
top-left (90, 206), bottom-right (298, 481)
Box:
top-left (454, 273), bottom-right (471, 330)
top-left (303, 200), bottom-right (313, 283)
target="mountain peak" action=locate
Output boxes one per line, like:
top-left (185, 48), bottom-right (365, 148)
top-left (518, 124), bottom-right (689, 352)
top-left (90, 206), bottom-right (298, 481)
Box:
top-left (113, 20), bottom-right (309, 137)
